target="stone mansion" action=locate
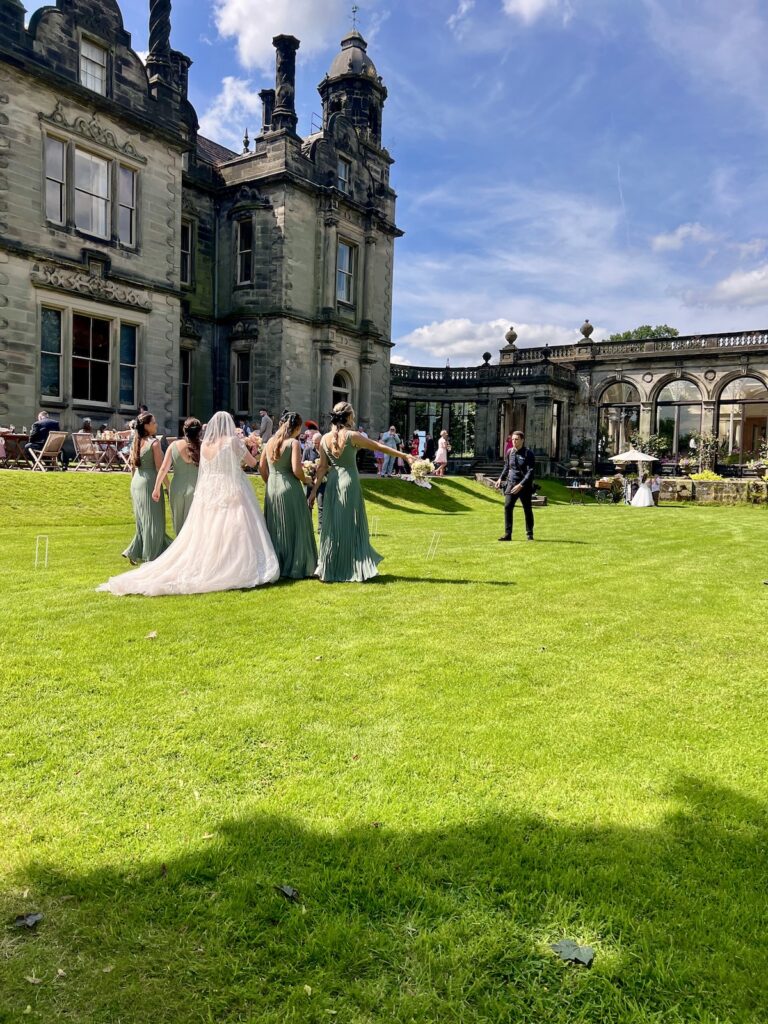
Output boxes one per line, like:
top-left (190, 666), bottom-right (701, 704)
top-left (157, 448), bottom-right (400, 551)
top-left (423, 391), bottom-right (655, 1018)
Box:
top-left (0, 0), bottom-right (400, 434)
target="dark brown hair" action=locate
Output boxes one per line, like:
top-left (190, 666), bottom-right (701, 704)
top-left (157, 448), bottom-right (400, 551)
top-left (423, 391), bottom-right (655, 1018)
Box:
top-left (329, 402), bottom-right (354, 457)
top-left (130, 412), bottom-right (154, 468)
top-left (182, 417), bottom-right (202, 466)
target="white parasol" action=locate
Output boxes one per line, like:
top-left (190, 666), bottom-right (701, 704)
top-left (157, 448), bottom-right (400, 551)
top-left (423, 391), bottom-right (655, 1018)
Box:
top-left (609, 448), bottom-right (657, 465)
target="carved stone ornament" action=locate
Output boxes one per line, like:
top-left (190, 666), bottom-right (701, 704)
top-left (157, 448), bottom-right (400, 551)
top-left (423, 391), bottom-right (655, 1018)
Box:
top-left (230, 319), bottom-right (259, 340)
top-left (180, 316), bottom-right (201, 340)
top-left (181, 194), bottom-right (198, 216)
top-left (30, 262), bottom-right (152, 310)
top-left (38, 102), bottom-right (147, 164)
top-left (231, 185), bottom-right (271, 209)
top-left (705, 369), bottom-right (716, 381)
top-left (642, 372), bottom-right (653, 383)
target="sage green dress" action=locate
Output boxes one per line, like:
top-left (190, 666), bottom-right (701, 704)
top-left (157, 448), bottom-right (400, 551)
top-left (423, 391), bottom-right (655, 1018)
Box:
top-left (169, 442), bottom-right (198, 535)
top-left (316, 436), bottom-right (382, 583)
top-left (124, 439), bottom-right (171, 562)
top-left (264, 439), bottom-right (318, 579)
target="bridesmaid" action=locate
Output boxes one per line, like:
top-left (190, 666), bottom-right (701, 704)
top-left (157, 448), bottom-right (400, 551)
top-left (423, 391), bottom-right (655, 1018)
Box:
top-left (309, 402), bottom-right (414, 583)
top-left (123, 411), bottom-right (171, 564)
top-left (260, 411), bottom-right (318, 579)
top-left (152, 417), bottom-right (201, 535)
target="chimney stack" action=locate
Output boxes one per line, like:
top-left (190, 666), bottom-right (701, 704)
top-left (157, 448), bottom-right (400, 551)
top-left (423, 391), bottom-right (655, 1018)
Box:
top-left (271, 35), bottom-right (300, 132)
top-left (259, 88), bottom-right (275, 131)
top-left (146, 0), bottom-right (173, 96)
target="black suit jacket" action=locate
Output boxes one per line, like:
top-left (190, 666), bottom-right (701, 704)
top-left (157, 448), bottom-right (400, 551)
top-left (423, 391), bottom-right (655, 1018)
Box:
top-left (28, 417), bottom-right (59, 447)
top-left (499, 446), bottom-right (535, 495)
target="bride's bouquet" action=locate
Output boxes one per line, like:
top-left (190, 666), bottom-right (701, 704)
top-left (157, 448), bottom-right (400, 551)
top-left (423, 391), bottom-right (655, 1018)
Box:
top-left (302, 458), bottom-right (319, 484)
top-left (408, 458), bottom-right (435, 489)
top-left (244, 433), bottom-right (262, 453)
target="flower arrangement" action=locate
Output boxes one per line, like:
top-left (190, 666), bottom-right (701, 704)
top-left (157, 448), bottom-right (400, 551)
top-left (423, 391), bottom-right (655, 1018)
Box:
top-left (244, 433), bottom-right (262, 453)
top-left (302, 458), bottom-right (319, 483)
top-left (411, 459), bottom-right (434, 481)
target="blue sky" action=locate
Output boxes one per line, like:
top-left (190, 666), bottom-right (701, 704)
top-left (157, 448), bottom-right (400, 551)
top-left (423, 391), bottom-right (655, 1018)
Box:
top-left (109, 0), bottom-right (768, 364)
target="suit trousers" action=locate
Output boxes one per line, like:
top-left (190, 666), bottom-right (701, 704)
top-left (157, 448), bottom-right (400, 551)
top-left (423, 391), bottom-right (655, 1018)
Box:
top-left (504, 489), bottom-right (534, 538)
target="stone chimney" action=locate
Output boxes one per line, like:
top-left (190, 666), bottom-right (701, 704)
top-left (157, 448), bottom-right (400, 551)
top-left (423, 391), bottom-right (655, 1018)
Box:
top-left (271, 35), bottom-right (300, 132)
top-left (146, 0), bottom-right (173, 98)
top-left (259, 88), bottom-right (275, 131)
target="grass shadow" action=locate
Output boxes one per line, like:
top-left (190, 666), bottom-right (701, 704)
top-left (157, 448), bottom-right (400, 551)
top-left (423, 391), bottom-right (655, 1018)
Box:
top-left (8, 777), bottom-right (768, 1022)
top-left (364, 479), bottom-right (470, 514)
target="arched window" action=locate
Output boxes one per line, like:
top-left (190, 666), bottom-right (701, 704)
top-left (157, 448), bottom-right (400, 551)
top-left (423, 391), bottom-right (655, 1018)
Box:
top-left (717, 376), bottom-right (768, 467)
top-left (332, 371), bottom-right (352, 408)
top-left (655, 379), bottom-right (702, 456)
top-left (598, 382), bottom-right (640, 459)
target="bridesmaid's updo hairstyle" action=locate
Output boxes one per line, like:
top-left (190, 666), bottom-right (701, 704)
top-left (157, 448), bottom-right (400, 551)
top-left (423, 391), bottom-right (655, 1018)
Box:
top-left (182, 417), bottom-right (202, 466)
top-left (269, 411), bottom-right (303, 461)
top-left (329, 402), bottom-right (354, 457)
top-left (130, 411), bottom-right (154, 469)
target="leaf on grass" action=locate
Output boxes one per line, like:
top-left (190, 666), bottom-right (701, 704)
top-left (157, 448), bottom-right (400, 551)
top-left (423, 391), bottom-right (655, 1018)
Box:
top-left (315, 655), bottom-right (323, 661)
top-left (201, 833), bottom-right (215, 841)
top-left (303, 984), bottom-right (312, 996)
top-left (23, 1007), bottom-right (32, 1015)
top-left (13, 913), bottom-right (43, 929)
top-left (22, 889), bottom-right (29, 899)
top-left (25, 976), bottom-right (42, 985)
top-left (60, 895), bottom-right (76, 902)
top-left (550, 939), bottom-right (595, 968)
top-left (274, 884), bottom-right (300, 903)
top-left (102, 965), bottom-right (114, 973)
top-left (370, 821), bottom-right (383, 829)
top-left (56, 968), bottom-right (66, 979)
top-left (145, 631), bottom-right (158, 639)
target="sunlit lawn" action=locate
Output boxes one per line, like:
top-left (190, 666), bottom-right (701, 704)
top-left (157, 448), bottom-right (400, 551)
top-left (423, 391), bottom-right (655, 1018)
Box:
top-left (1, 471), bottom-right (767, 1023)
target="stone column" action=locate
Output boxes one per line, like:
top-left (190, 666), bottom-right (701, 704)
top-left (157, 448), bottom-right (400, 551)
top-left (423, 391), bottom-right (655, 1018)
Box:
top-left (318, 345), bottom-right (338, 425)
top-left (323, 216), bottom-right (338, 313)
top-left (271, 35), bottom-right (300, 132)
top-left (531, 395), bottom-right (553, 457)
top-left (259, 89), bottom-right (275, 131)
top-left (146, 0), bottom-right (172, 85)
top-left (362, 232), bottom-right (377, 327)
top-left (639, 401), bottom-right (653, 437)
top-left (474, 398), bottom-right (490, 460)
top-left (702, 400), bottom-right (717, 435)
top-left (358, 355), bottom-right (375, 429)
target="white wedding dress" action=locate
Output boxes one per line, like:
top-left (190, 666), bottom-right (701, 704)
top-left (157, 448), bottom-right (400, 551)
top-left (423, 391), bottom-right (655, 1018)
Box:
top-left (98, 412), bottom-right (280, 596)
top-left (631, 481), bottom-right (655, 507)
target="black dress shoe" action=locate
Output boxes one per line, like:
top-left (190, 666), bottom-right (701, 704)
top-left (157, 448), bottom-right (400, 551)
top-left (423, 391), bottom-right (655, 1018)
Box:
top-left (498, 535), bottom-right (511, 542)
top-left (527, 536), bottom-right (534, 541)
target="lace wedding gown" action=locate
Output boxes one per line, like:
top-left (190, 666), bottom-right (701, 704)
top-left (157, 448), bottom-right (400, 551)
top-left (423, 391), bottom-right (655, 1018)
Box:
top-left (631, 481), bottom-right (655, 508)
top-left (98, 414), bottom-right (279, 596)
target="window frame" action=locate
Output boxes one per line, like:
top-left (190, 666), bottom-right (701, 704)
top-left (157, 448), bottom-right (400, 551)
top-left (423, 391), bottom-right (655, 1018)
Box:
top-left (336, 239), bottom-right (356, 306)
top-left (44, 135), bottom-right (67, 226)
top-left (72, 312), bottom-right (112, 405)
top-left (236, 218), bottom-right (254, 286)
top-left (118, 165), bottom-right (137, 247)
top-left (119, 323), bottom-right (139, 409)
top-left (233, 349), bottom-right (251, 415)
top-left (337, 156), bottom-right (352, 194)
top-left (40, 306), bottom-right (64, 401)
top-left (74, 147), bottom-right (111, 240)
top-left (179, 348), bottom-right (192, 422)
top-left (180, 220), bottom-right (194, 286)
top-left (79, 36), bottom-right (108, 96)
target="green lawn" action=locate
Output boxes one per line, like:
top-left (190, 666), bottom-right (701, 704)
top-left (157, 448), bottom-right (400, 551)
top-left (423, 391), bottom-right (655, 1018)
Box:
top-left (1, 471), bottom-right (767, 1023)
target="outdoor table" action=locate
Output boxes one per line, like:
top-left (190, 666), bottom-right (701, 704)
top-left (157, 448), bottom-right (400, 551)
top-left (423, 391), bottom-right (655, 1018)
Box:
top-left (568, 484), bottom-right (594, 504)
top-left (94, 437), bottom-right (129, 470)
top-left (0, 434), bottom-right (30, 468)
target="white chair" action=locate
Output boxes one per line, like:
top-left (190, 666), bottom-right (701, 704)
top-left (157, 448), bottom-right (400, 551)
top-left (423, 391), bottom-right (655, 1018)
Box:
top-left (28, 431), bottom-right (68, 471)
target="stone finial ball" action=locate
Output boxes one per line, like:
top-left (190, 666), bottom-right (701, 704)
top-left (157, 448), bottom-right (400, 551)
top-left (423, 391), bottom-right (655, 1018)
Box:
top-left (505, 326), bottom-right (518, 345)
top-left (482, 351), bottom-right (492, 364)
top-left (580, 319), bottom-right (594, 339)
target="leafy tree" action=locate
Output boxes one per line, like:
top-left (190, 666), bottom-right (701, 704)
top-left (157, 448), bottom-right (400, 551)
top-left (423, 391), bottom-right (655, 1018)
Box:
top-left (606, 324), bottom-right (679, 342)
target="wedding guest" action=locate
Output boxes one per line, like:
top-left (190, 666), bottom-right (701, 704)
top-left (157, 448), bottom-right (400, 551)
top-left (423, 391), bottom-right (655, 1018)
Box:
top-left (122, 412), bottom-right (171, 564)
top-left (495, 429), bottom-right (535, 541)
top-left (81, 418), bottom-right (93, 434)
top-left (303, 430), bottom-right (326, 530)
top-left (380, 425), bottom-right (401, 476)
top-left (260, 411), bottom-right (317, 579)
top-left (651, 472), bottom-right (661, 506)
top-left (503, 432), bottom-right (515, 455)
top-left (424, 433), bottom-right (436, 462)
top-left (374, 434), bottom-right (386, 476)
top-left (410, 432), bottom-right (421, 457)
top-left (309, 402), bottom-right (413, 582)
top-left (152, 417), bottom-right (202, 535)
top-left (99, 412), bottom-right (279, 595)
top-left (24, 410), bottom-right (60, 460)
top-left (259, 408), bottom-right (273, 442)
top-left (434, 429), bottom-right (450, 476)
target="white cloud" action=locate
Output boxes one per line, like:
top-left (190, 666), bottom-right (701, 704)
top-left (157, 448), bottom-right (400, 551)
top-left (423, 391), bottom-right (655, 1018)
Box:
top-left (732, 239), bottom-right (768, 260)
top-left (198, 77), bottom-right (262, 149)
top-left (501, 0), bottom-right (573, 25)
top-left (393, 317), bottom-right (597, 365)
top-left (135, 50), bottom-right (147, 65)
top-left (448, 0), bottom-right (475, 37)
top-left (651, 222), bottom-right (715, 252)
top-left (690, 264), bottom-right (768, 308)
top-left (213, 0), bottom-right (347, 72)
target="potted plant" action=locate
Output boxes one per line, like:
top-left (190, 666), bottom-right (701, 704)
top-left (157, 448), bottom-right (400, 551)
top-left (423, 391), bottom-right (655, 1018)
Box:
top-left (569, 432), bottom-right (592, 467)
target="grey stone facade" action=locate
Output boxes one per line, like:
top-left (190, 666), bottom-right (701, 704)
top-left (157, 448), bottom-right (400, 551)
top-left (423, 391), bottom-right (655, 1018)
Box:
top-left (0, 0), bottom-right (399, 434)
top-left (390, 324), bottom-right (768, 475)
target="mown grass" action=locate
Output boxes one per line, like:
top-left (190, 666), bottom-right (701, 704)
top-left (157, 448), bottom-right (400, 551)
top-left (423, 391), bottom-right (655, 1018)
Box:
top-left (1, 470), bottom-right (767, 1023)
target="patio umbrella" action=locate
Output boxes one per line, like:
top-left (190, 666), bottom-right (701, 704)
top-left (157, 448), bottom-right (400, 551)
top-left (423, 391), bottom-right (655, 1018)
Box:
top-left (609, 448), bottom-right (657, 466)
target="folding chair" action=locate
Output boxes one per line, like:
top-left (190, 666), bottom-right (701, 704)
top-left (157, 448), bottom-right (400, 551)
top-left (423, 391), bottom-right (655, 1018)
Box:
top-left (71, 431), bottom-right (105, 471)
top-left (115, 431), bottom-right (133, 471)
top-left (28, 431), bottom-right (68, 471)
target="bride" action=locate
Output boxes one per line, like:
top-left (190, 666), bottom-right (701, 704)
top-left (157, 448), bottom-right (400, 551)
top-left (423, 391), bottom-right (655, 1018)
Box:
top-left (98, 411), bottom-right (279, 595)
top-left (631, 473), bottom-right (655, 508)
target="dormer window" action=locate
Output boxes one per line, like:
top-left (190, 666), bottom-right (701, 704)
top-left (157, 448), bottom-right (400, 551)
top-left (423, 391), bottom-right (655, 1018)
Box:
top-left (80, 39), bottom-right (107, 95)
top-left (337, 157), bottom-right (352, 195)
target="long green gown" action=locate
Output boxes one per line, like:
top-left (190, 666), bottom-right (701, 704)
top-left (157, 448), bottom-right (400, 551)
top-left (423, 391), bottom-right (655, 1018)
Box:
top-left (169, 442), bottom-right (198, 535)
top-left (264, 439), bottom-right (318, 579)
top-left (123, 439), bottom-right (171, 562)
top-left (316, 436), bottom-right (382, 582)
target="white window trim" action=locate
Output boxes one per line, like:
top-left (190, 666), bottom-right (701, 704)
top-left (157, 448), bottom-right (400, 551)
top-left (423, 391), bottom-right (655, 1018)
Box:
top-left (79, 36), bottom-right (108, 96)
top-left (336, 239), bottom-right (356, 306)
top-left (337, 156), bottom-right (352, 194)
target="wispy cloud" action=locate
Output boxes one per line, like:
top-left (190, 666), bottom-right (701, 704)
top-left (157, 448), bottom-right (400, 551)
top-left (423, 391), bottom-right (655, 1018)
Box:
top-left (688, 264), bottom-right (768, 308)
top-left (198, 76), bottom-right (262, 149)
top-left (447, 0), bottom-right (475, 38)
top-left (394, 316), bottom-right (593, 364)
top-left (501, 0), bottom-right (574, 26)
top-left (651, 222), bottom-right (715, 252)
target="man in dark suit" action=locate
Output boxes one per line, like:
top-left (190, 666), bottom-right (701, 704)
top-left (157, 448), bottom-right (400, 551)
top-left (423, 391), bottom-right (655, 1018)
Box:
top-left (25, 410), bottom-right (60, 461)
top-left (495, 429), bottom-right (535, 541)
